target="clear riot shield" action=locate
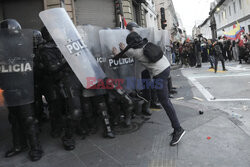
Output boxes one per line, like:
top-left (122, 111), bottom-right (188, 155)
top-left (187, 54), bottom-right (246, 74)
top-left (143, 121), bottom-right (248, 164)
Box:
top-left (99, 29), bottom-right (137, 91)
top-left (162, 30), bottom-right (171, 49)
top-left (137, 27), bottom-right (154, 42)
top-left (77, 25), bottom-right (104, 69)
top-left (162, 30), bottom-right (172, 62)
top-left (134, 28), bottom-right (155, 79)
top-left (153, 29), bottom-right (164, 48)
top-left (39, 8), bottom-right (106, 89)
top-left (77, 25), bottom-right (107, 96)
top-left (0, 29), bottom-right (34, 107)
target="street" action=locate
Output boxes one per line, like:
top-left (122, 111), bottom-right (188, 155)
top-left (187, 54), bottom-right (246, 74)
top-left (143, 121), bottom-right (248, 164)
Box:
top-left (0, 62), bottom-right (249, 167)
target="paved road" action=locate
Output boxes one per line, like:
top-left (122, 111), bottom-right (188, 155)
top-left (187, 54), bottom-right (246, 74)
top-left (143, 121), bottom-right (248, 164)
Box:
top-left (0, 62), bottom-right (249, 167)
top-left (175, 62), bottom-right (250, 136)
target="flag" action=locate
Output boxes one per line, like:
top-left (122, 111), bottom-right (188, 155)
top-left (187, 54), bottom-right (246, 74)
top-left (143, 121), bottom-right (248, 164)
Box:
top-left (224, 22), bottom-right (244, 40)
top-left (123, 17), bottom-right (127, 27)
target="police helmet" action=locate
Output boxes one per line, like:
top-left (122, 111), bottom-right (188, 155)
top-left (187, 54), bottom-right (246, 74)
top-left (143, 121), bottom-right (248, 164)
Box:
top-left (33, 30), bottom-right (44, 47)
top-left (0, 19), bottom-right (22, 34)
top-left (126, 22), bottom-right (139, 31)
top-left (41, 26), bottom-right (52, 42)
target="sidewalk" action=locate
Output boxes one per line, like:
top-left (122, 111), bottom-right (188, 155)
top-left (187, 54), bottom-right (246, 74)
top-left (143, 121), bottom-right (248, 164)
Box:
top-left (0, 102), bottom-right (249, 167)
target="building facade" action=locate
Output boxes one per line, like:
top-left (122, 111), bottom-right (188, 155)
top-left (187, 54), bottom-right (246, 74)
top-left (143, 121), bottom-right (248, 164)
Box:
top-left (199, 18), bottom-right (212, 39)
top-left (198, 0), bottom-right (250, 39)
top-left (214, 0), bottom-right (250, 36)
top-left (0, 0), bottom-right (153, 29)
top-left (142, 0), bottom-right (158, 28)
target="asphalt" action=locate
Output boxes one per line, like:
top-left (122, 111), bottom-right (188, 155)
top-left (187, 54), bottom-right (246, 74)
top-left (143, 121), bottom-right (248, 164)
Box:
top-left (0, 62), bottom-right (250, 167)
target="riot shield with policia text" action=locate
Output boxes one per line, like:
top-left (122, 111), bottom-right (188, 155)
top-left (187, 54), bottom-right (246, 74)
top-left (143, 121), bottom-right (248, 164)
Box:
top-left (40, 8), bottom-right (132, 104)
top-left (39, 8), bottom-right (106, 89)
top-left (77, 25), bottom-right (107, 97)
top-left (0, 29), bottom-right (34, 107)
top-left (99, 29), bottom-right (138, 92)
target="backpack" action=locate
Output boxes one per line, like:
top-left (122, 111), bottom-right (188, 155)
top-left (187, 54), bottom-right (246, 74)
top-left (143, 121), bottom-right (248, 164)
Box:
top-left (143, 42), bottom-right (163, 63)
top-left (214, 44), bottom-right (222, 56)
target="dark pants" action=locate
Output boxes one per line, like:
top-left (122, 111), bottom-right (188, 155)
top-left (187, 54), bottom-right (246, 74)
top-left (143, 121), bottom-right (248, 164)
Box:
top-left (153, 67), bottom-right (181, 130)
top-left (141, 70), bottom-right (159, 104)
top-left (226, 50), bottom-right (232, 61)
top-left (208, 54), bottom-right (215, 68)
top-left (8, 103), bottom-right (41, 149)
top-left (141, 70), bottom-right (151, 101)
top-left (214, 54), bottom-right (226, 72)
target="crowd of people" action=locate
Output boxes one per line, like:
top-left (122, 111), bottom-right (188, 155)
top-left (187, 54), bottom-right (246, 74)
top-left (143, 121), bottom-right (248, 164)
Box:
top-left (0, 18), bottom-right (185, 162)
top-left (168, 33), bottom-right (250, 72)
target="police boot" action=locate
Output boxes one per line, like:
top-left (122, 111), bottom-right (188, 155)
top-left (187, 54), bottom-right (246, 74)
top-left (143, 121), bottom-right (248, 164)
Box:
top-left (62, 128), bottom-right (75, 151)
top-left (103, 118), bottom-right (115, 139)
top-left (5, 133), bottom-right (28, 158)
top-left (26, 120), bottom-right (43, 161)
top-left (142, 102), bottom-right (152, 116)
top-left (28, 136), bottom-right (43, 162)
top-left (5, 145), bottom-right (28, 158)
top-left (5, 114), bottom-right (29, 158)
top-left (97, 103), bottom-right (115, 139)
top-left (63, 116), bottom-right (78, 151)
top-left (123, 101), bottom-right (134, 127)
top-left (124, 109), bottom-right (132, 127)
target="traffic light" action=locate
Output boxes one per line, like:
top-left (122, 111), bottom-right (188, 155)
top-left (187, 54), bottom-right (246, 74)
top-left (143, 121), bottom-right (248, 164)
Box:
top-left (115, 0), bottom-right (123, 15)
top-left (161, 20), bottom-right (167, 30)
top-left (160, 7), bottom-right (167, 29)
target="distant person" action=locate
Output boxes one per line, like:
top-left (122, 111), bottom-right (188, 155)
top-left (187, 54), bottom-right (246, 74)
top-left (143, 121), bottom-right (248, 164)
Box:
top-left (213, 40), bottom-right (227, 73)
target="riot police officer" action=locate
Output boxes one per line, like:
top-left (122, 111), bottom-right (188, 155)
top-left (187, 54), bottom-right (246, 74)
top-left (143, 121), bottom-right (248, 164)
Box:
top-left (80, 89), bottom-right (115, 138)
top-left (0, 19), bottom-right (43, 161)
top-left (33, 30), bottom-right (48, 125)
top-left (39, 26), bottom-right (83, 151)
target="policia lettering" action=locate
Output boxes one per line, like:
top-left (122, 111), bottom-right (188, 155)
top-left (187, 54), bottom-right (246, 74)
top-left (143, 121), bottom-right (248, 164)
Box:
top-left (66, 39), bottom-right (86, 55)
top-left (108, 57), bottom-right (134, 67)
top-left (0, 63), bottom-right (32, 73)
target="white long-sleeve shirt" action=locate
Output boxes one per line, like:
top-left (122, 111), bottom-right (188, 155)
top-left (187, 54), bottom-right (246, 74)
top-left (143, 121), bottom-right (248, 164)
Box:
top-left (126, 48), bottom-right (170, 76)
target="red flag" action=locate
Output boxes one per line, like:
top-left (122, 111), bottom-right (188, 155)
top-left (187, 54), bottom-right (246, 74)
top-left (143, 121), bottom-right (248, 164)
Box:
top-left (123, 17), bottom-right (127, 27)
top-left (233, 24), bottom-right (236, 29)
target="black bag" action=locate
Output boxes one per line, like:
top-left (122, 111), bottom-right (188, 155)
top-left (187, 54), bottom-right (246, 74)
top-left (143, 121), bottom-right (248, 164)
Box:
top-left (143, 42), bottom-right (163, 63)
top-left (214, 44), bottom-right (222, 56)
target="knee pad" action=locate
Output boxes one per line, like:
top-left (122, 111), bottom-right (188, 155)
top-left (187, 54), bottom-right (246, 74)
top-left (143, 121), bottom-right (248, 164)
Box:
top-left (96, 102), bottom-right (107, 111)
top-left (70, 109), bottom-right (82, 121)
top-left (82, 101), bottom-right (93, 118)
top-left (24, 116), bottom-right (38, 126)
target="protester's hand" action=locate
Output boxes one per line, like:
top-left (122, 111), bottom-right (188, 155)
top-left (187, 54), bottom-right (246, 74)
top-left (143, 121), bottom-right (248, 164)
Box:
top-left (119, 42), bottom-right (126, 50)
top-left (112, 47), bottom-right (118, 56)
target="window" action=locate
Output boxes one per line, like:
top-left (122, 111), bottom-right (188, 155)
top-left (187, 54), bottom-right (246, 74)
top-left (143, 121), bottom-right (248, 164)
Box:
top-left (239, 0), bottom-right (242, 9)
top-left (229, 6), bottom-right (231, 16)
top-left (233, 2), bottom-right (236, 13)
top-left (223, 11), bottom-right (226, 20)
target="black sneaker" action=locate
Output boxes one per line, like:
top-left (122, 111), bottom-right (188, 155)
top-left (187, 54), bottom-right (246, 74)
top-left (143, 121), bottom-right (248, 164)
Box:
top-left (170, 128), bottom-right (185, 146)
